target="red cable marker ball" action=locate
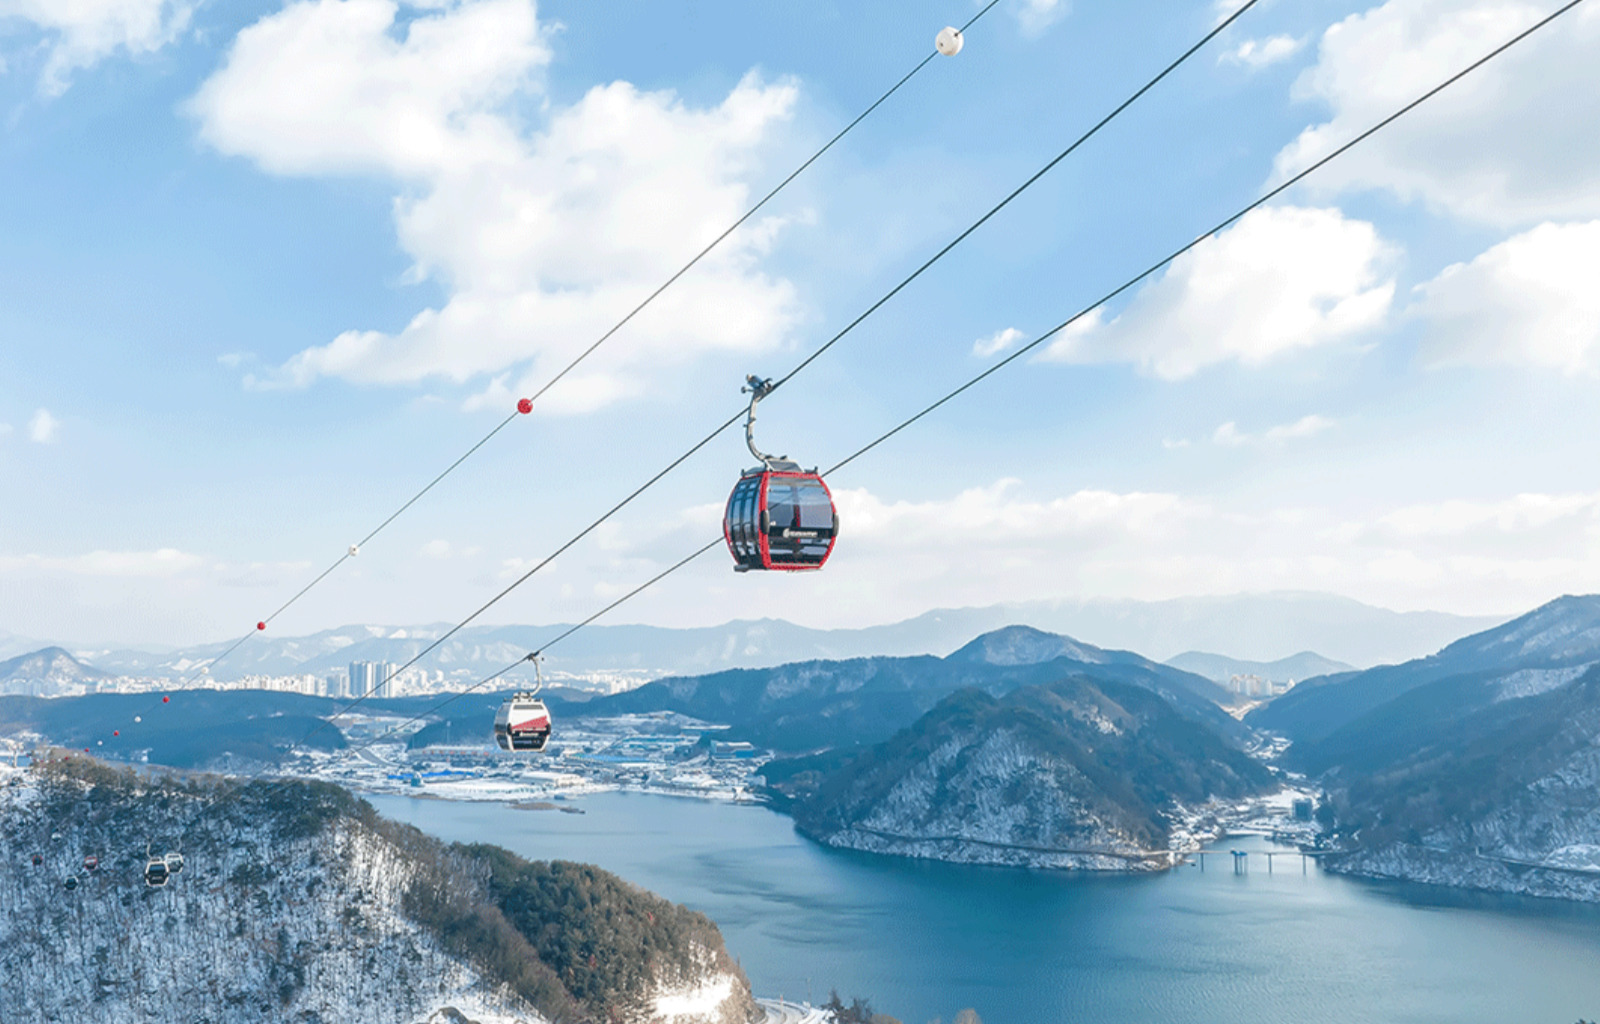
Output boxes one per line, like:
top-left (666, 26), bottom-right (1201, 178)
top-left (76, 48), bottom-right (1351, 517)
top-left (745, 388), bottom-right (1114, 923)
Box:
top-left (257, 621), bottom-right (266, 631)
top-left (113, 731), bottom-right (119, 737)
top-left (517, 398), bottom-right (532, 415)
top-left (162, 696), bottom-right (170, 704)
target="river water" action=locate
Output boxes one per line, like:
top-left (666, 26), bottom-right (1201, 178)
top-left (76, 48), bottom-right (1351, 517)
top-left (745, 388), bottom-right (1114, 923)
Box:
top-left (369, 792), bottom-right (1600, 1024)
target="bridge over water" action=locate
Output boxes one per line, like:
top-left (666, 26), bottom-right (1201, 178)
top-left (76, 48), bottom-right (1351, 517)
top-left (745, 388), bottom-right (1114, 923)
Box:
top-left (1184, 849), bottom-right (1329, 874)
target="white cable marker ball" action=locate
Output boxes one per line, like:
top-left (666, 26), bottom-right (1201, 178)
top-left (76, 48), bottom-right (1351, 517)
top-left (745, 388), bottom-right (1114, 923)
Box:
top-left (936, 26), bottom-right (964, 56)
top-left (349, 544), bottom-right (360, 557)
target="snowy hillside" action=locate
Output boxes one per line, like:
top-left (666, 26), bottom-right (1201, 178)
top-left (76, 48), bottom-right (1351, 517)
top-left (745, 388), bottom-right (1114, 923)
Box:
top-left (791, 679), bottom-right (1273, 870)
top-left (0, 759), bottom-right (759, 1024)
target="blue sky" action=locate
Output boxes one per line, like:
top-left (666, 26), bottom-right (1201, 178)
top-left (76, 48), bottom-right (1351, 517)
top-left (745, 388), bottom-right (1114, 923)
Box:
top-left (2, 0), bottom-right (1598, 647)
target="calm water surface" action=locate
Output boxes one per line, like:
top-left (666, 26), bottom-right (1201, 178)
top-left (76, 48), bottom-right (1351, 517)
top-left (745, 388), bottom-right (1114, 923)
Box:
top-left (370, 792), bottom-right (1600, 1024)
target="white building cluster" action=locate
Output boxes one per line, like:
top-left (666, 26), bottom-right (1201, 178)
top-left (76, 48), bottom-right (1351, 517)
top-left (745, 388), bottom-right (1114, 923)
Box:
top-left (1227, 673), bottom-right (1294, 698)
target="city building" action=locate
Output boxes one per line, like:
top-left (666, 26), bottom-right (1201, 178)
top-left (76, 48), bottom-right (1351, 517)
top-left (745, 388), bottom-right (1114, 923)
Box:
top-left (348, 661), bottom-right (397, 699)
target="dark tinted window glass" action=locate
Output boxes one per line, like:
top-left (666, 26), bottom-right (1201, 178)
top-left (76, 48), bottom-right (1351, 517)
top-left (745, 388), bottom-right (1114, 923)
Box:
top-left (796, 482), bottom-right (833, 530)
top-left (767, 481), bottom-right (799, 532)
top-left (727, 477), bottom-right (760, 560)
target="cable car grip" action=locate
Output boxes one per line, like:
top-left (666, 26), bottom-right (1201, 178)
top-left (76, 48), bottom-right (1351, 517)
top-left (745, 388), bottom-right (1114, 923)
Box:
top-left (741, 375), bottom-right (787, 469)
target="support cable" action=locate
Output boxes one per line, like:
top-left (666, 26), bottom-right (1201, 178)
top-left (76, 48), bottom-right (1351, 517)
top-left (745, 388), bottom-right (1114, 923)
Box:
top-left (208, 0), bottom-right (1274, 790)
top-left (188, 1), bottom-right (1005, 678)
top-left (268, 0), bottom-right (1269, 740)
top-left (315, 0), bottom-right (1591, 766)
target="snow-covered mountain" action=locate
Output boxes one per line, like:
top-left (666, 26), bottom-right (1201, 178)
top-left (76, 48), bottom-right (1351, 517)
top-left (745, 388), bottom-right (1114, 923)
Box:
top-left (1245, 596), bottom-right (1600, 902)
top-left (788, 678), bottom-right (1273, 871)
top-left (1316, 662), bottom-right (1600, 902)
top-left (0, 759), bottom-right (759, 1024)
top-left (1252, 594), bottom-right (1600, 753)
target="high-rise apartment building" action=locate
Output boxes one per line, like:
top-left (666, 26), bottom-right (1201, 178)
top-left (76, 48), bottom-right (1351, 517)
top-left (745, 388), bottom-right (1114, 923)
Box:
top-left (348, 661), bottom-right (399, 699)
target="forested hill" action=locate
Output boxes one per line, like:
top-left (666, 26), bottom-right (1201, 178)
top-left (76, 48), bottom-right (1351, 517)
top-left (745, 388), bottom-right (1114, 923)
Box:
top-left (1235, 594), bottom-right (1600, 902)
top-left (0, 758), bottom-right (760, 1024)
top-left (1315, 663), bottom-right (1600, 902)
top-left (1249, 594), bottom-right (1600, 752)
top-left (565, 625), bottom-right (1238, 753)
top-left (786, 677), bottom-right (1275, 871)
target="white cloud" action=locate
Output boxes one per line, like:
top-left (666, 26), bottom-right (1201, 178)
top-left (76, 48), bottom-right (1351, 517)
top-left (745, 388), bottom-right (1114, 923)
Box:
top-left (27, 408), bottom-right (58, 443)
top-left (420, 539), bottom-right (453, 559)
top-left (1213, 414), bottom-right (1335, 447)
top-left (1275, 0), bottom-right (1600, 225)
top-left (835, 480), bottom-right (1195, 547)
top-left (1221, 34), bottom-right (1304, 69)
top-left (1015, 0), bottom-right (1069, 36)
top-left (0, 548), bottom-right (202, 577)
top-left (191, 0), bottom-right (802, 412)
top-left (1413, 220), bottom-right (1600, 374)
top-left (972, 327), bottom-right (1025, 358)
top-left (591, 478), bottom-right (1600, 623)
top-left (1375, 492), bottom-right (1600, 538)
top-left (1041, 206), bottom-right (1395, 378)
top-left (0, 0), bottom-right (193, 95)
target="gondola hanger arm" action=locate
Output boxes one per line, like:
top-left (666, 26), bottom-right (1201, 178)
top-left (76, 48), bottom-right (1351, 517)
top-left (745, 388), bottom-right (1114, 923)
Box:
top-left (741, 375), bottom-right (786, 469)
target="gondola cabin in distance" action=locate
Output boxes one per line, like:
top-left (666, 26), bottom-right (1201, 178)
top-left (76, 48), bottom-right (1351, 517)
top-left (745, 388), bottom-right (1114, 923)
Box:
top-left (723, 375), bottom-right (839, 572)
top-left (494, 693), bottom-right (552, 753)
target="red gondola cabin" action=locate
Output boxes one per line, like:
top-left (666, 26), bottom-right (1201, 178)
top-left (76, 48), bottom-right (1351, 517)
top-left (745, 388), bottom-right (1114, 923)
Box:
top-left (723, 463), bottom-right (838, 572)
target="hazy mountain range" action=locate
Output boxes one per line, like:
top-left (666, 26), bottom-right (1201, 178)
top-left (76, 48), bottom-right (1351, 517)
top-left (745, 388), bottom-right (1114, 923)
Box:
top-left (2, 592), bottom-right (1504, 687)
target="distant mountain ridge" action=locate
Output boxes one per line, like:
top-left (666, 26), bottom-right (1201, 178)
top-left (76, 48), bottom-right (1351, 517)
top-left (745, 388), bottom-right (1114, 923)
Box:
top-left (25, 592), bottom-right (1503, 687)
top-left (0, 646), bottom-right (108, 695)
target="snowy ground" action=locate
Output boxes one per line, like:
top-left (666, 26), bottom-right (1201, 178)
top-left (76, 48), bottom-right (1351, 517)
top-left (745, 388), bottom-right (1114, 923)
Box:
top-left (1167, 785), bottom-right (1324, 854)
top-left (282, 712), bottom-right (770, 808)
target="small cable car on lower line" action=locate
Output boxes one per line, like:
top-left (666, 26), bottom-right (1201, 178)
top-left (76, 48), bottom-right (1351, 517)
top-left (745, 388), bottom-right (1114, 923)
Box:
top-left (723, 376), bottom-right (838, 573)
top-left (144, 841), bottom-right (170, 888)
top-left (494, 656), bottom-right (552, 753)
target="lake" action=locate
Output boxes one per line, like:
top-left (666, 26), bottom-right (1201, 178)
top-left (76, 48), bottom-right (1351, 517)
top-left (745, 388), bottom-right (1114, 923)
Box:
top-left (369, 792), bottom-right (1600, 1024)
